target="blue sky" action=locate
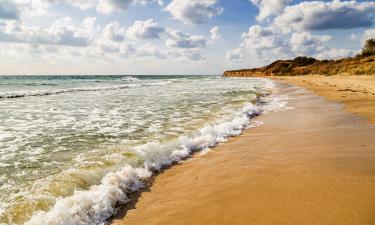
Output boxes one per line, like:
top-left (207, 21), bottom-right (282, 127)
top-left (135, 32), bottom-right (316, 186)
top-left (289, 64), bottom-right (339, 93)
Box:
top-left (0, 0), bottom-right (374, 75)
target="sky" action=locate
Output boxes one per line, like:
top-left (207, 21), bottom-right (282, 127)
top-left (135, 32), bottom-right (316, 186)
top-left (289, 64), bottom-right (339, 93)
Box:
top-left (0, 0), bottom-right (374, 75)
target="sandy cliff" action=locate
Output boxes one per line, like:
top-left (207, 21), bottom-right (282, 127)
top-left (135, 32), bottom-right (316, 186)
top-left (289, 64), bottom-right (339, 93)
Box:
top-left (224, 56), bottom-right (375, 77)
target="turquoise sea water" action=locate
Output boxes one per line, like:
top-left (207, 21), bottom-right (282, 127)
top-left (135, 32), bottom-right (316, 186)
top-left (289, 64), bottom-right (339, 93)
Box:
top-left (0, 75), bottom-right (286, 225)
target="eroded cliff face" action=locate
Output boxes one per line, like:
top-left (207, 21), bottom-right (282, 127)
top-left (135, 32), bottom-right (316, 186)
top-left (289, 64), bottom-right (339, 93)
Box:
top-left (224, 56), bottom-right (375, 77)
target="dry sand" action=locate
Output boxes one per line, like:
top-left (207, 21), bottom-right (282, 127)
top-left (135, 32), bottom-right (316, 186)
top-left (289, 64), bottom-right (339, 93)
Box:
top-left (112, 81), bottom-right (375, 225)
top-left (275, 75), bottom-right (375, 124)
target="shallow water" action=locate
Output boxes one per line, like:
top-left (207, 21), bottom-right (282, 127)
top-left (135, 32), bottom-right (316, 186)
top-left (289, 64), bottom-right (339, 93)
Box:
top-left (0, 75), bottom-right (286, 225)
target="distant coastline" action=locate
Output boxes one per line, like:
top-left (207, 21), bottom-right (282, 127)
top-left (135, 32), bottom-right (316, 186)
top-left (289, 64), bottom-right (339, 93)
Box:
top-left (223, 55), bottom-right (375, 77)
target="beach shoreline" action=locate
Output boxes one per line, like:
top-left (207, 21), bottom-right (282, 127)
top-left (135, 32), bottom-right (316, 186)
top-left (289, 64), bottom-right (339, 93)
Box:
top-left (274, 75), bottom-right (375, 124)
top-left (111, 79), bottom-right (375, 225)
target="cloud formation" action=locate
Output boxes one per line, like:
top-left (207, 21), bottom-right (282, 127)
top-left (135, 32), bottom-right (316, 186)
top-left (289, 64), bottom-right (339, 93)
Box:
top-left (96, 0), bottom-right (133, 14)
top-left (166, 29), bottom-right (207, 48)
top-left (290, 32), bottom-right (331, 55)
top-left (363, 29), bottom-right (375, 43)
top-left (210, 26), bottom-right (222, 41)
top-left (226, 0), bottom-right (370, 66)
top-left (250, 0), bottom-right (289, 22)
top-left (127, 19), bottom-right (165, 39)
top-left (166, 0), bottom-right (223, 25)
top-left (274, 0), bottom-right (375, 31)
top-left (0, 0), bottom-right (373, 75)
top-left (103, 21), bottom-right (126, 42)
top-left (0, 17), bottom-right (96, 46)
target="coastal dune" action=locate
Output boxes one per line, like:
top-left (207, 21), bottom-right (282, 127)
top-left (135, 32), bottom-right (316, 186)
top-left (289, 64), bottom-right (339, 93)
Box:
top-left (112, 82), bottom-right (375, 225)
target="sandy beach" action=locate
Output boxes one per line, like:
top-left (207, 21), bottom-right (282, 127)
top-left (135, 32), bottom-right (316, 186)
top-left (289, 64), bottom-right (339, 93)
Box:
top-left (112, 80), bottom-right (375, 225)
top-left (275, 75), bottom-right (375, 124)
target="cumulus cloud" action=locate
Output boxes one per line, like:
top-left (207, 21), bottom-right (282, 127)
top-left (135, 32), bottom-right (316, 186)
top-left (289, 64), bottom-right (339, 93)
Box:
top-left (0, 0), bottom-right (20, 20)
top-left (96, 0), bottom-right (163, 14)
top-left (227, 25), bottom-right (353, 64)
top-left (12, 0), bottom-right (58, 18)
top-left (241, 25), bottom-right (286, 50)
top-left (137, 42), bottom-right (167, 58)
top-left (0, 17), bottom-right (97, 46)
top-left (166, 0), bottom-right (223, 25)
top-left (96, 0), bottom-right (133, 14)
top-left (314, 48), bottom-right (354, 60)
top-left (166, 29), bottom-right (207, 48)
top-left (274, 0), bottom-right (375, 31)
top-left (136, 0), bottom-right (164, 6)
top-left (250, 0), bottom-right (289, 22)
top-left (290, 31), bottom-right (353, 59)
top-left (226, 0), bottom-right (368, 65)
top-left (127, 19), bottom-right (165, 39)
top-left (65, 0), bottom-right (97, 10)
top-left (226, 48), bottom-right (244, 62)
top-left (103, 21), bottom-right (126, 42)
top-left (8, 0), bottom-right (164, 15)
top-left (181, 49), bottom-right (204, 61)
top-left (290, 32), bottom-right (331, 56)
top-left (210, 26), bottom-right (222, 41)
top-left (226, 25), bottom-right (291, 65)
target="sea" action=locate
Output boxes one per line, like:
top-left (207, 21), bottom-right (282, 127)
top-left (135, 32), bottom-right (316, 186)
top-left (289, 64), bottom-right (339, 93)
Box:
top-left (0, 75), bottom-right (288, 225)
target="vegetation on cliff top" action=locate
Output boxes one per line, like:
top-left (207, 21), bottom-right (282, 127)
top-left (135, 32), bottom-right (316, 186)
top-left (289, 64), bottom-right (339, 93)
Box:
top-left (224, 39), bottom-right (375, 77)
top-left (360, 38), bottom-right (375, 57)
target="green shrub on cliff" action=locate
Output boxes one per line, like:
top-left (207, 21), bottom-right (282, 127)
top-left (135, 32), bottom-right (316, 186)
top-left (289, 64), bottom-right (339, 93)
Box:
top-left (361, 38), bottom-right (375, 56)
top-left (291, 56), bottom-right (317, 67)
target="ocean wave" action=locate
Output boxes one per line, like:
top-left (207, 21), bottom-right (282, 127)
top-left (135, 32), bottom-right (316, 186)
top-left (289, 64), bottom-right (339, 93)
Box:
top-left (0, 81), bottom-right (173, 99)
top-left (121, 76), bottom-right (141, 82)
top-left (24, 93), bottom-right (288, 225)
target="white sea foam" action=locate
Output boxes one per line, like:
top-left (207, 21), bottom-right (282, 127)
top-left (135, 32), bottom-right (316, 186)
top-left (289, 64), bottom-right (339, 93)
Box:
top-left (121, 76), bottom-right (141, 82)
top-left (0, 81), bottom-right (173, 99)
top-left (24, 92), bottom-right (288, 225)
top-left (25, 166), bottom-right (151, 225)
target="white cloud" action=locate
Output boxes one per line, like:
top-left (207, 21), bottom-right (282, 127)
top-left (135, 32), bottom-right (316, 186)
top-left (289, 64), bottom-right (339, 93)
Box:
top-left (226, 48), bottom-right (244, 62)
top-left (226, 1), bottom-right (366, 66)
top-left (66, 0), bottom-right (97, 10)
top-left (96, 40), bottom-right (120, 53)
top-left (96, 0), bottom-right (163, 14)
top-left (210, 26), bottom-right (222, 41)
top-left (166, 29), bottom-right (207, 49)
top-left (137, 42), bottom-right (167, 58)
top-left (315, 48), bottom-right (354, 60)
top-left (290, 31), bottom-right (353, 59)
top-left (250, 0), bottom-right (289, 22)
top-left (13, 0), bottom-right (58, 18)
top-left (136, 0), bottom-right (164, 6)
top-left (290, 32), bottom-right (331, 56)
top-left (103, 21), bottom-right (126, 42)
top-left (181, 49), bottom-right (204, 61)
top-left (226, 24), bottom-right (353, 65)
top-left (226, 25), bottom-right (291, 65)
top-left (241, 25), bottom-right (285, 50)
top-left (127, 19), bottom-right (165, 39)
top-left (166, 0), bottom-right (223, 25)
top-left (0, 17), bottom-right (97, 46)
top-left (96, 0), bottom-right (133, 14)
top-left (274, 0), bottom-right (375, 31)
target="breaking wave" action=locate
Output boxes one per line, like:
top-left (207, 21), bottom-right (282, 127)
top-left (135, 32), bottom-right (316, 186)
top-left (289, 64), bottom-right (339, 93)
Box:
top-left (0, 81), bottom-right (173, 99)
top-left (121, 76), bottom-right (141, 82)
top-left (24, 95), bottom-right (287, 225)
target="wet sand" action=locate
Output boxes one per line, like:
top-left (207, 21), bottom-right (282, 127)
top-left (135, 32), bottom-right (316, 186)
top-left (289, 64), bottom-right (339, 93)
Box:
top-left (112, 82), bottom-right (375, 225)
